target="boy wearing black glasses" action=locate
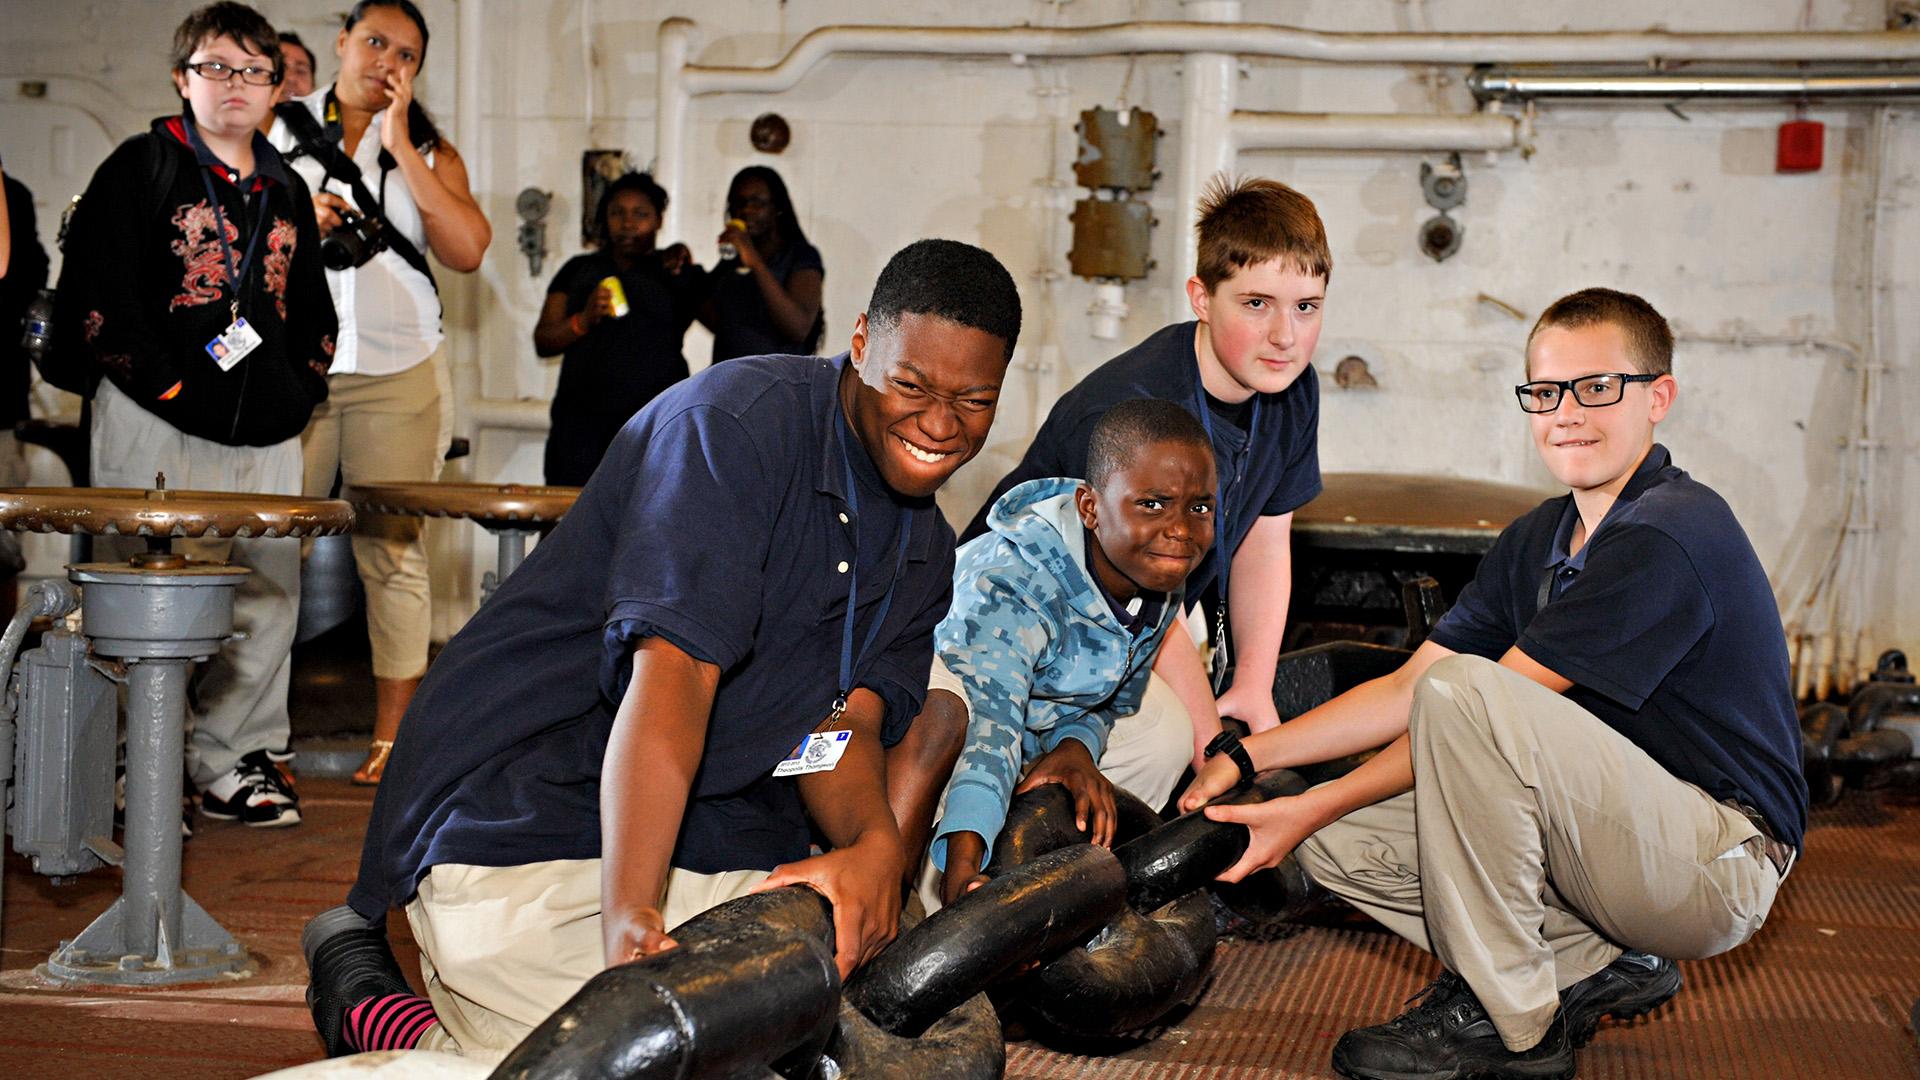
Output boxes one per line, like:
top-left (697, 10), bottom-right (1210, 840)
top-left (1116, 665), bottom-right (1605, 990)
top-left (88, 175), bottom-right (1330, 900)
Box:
top-left (53, 2), bottom-right (334, 829)
top-left (1179, 288), bottom-right (1805, 1080)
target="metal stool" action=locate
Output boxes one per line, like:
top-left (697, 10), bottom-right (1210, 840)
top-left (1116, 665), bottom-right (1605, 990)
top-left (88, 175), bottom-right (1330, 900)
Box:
top-left (349, 481), bottom-right (581, 605)
top-left (0, 481), bottom-right (353, 985)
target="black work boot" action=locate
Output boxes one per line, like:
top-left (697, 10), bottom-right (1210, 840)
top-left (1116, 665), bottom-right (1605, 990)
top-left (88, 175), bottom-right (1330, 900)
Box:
top-left (1558, 950), bottom-right (1682, 1047)
top-left (303, 904), bottom-right (417, 1057)
top-left (1331, 972), bottom-right (1576, 1080)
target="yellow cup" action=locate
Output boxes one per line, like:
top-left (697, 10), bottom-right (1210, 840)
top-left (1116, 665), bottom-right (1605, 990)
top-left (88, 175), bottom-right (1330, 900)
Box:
top-left (599, 276), bottom-right (629, 319)
top-left (723, 219), bottom-right (752, 273)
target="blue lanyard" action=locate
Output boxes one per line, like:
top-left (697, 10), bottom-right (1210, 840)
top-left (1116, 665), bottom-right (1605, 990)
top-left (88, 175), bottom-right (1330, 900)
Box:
top-left (197, 165), bottom-right (272, 321)
top-left (1192, 378), bottom-right (1260, 689)
top-left (831, 415), bottom-right (914, 722)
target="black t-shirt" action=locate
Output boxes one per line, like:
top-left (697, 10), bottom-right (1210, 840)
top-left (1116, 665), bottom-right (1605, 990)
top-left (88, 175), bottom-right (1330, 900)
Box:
top-left (1428, 444), bottom-right (1808, 850)
top-left (347, 355), bottom-right (954, 919)
top-left (962, 320), bottom-right (1322, 603)
top-left (547, 250), bottom-right (703, 420)
top-left (0, 171), bottom-right (48, 428)
top-left (709, 238), bottom-right (824, 361)
top-left (544, 251), bottom-right (705, 484)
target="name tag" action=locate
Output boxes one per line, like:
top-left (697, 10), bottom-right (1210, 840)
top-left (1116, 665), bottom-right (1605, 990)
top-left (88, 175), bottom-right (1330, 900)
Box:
top-left (773, 729), bottom-right (852, 777)
top-left (206, 317), bottom-right (262, 372)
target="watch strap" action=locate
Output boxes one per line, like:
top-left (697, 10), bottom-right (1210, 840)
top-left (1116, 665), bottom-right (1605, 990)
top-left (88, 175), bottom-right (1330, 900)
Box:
top-left (1204, 730), bottom-right (1258, 784)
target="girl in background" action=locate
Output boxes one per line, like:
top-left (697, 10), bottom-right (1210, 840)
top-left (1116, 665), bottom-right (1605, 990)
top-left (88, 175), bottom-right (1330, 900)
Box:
top-left (703, 165), bottom-right (823, 360)
top-left (534, 173), bottom-right (704, 486)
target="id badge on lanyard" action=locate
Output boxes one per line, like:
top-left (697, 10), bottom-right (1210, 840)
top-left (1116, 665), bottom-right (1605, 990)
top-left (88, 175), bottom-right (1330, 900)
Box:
top-left (198, 166), bottom-right (271, 371)
top-left (774, 415), bottom-right (913, 775)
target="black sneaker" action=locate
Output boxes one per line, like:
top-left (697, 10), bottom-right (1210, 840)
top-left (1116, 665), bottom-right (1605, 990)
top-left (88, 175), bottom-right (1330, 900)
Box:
top-left (1331, 972), bottom-right (1576, 1080)
top-left (303, 905), bottom-right (415, 1058)
top-left (1558, 950), bottom-right (1682, 1047)
top-left (200, 750), bottom-right (301, 827)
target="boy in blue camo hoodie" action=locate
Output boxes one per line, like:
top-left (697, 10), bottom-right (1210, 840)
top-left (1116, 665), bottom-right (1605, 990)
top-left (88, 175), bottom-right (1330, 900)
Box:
top-left (926, 400), bottom-right (1218, 906)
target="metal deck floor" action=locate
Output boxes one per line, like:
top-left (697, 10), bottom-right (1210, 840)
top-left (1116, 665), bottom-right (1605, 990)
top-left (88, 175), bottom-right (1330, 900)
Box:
top-left (2, 778), bottom-right (1916, 1079)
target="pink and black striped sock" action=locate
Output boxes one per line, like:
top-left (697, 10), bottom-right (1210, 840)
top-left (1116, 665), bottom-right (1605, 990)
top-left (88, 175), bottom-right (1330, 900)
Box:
top-left (344, 992), bottom-right (440, 1052)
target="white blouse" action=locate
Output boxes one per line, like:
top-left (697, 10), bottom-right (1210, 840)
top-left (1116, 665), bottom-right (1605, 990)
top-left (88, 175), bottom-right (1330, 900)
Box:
top-left (270, 88), bottom-right (442, 377)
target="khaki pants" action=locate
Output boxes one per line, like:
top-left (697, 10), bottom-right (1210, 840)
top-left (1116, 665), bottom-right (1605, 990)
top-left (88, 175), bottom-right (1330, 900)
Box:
top-left (403, 859), bottom-right (769, 1058)
top-left (90, 381), bottom-right (304, 785)
top-left (301, 352), bottom-right (451, 680)
top-left (1296, 654), bottom-right (1783, 1053)
top-left (917, 661), bottom-right (1194, 912)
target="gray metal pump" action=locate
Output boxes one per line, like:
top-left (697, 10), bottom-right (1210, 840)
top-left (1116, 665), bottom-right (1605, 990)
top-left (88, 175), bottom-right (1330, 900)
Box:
top-left (5, 582), bottom-right (118, 881)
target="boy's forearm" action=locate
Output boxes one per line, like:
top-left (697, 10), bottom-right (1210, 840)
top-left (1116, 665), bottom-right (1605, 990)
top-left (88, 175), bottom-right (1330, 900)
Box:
top-left (600, 638), bottom-right (720, 962)
top-left (796, 688), bottom-right (901, 857)
top-left (0, 165), bottom-right (10, 277)
top-left (1289, 734), bottom-right (1415, 831)
top-left (943, 830), bottom-right (987, 876)
top-left (1244, 639), bottom-right (1453, 772)
top-left (1225, 513), bottom-right (1295, 689)
top-left (1152, 618), bottom-right (1222, 765)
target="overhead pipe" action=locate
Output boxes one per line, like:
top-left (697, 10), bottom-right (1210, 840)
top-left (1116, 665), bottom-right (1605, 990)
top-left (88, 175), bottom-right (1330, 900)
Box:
top-left (1172, 1), bottom-right (1242, 315)
top-left (675, 24), bottom-right (1920, 99)
top-left (1232, 109), bottom-right (1524, 153)
top-left (656, 18), bottom-right (697, 240)
top-left (1471, 67), bottom-right (1920, 103)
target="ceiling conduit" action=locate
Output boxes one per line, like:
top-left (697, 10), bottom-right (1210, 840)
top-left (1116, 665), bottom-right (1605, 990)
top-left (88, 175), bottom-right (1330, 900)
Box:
top-left (1231, 110), bottom-right (1522, 153)
top-left (1471, 68), bottom-right (1920, 102)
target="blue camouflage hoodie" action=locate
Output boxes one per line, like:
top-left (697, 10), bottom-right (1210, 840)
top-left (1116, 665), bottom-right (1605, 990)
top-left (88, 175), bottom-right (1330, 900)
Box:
top-left (930, 477), bottom-right (1181, 871)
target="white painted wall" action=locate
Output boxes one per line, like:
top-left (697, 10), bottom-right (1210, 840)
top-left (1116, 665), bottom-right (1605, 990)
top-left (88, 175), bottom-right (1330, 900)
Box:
top-left (3, 1), bottom-right (1916, 670)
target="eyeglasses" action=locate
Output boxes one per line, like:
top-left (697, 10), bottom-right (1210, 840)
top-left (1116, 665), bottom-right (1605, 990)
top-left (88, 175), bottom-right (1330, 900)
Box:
top-left (185, 60), bottom-right (281, 87)
top-left (1513, 372), bottom-right (1658, 413)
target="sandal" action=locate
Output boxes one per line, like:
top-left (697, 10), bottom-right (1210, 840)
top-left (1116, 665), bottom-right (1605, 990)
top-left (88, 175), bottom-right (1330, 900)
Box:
top-left (352, 739), bottom-right (395, 786)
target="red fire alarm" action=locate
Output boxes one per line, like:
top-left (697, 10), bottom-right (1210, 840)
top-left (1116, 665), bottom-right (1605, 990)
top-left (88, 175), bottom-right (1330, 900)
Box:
top-left (1777, 119), bottom-right (1824, 173)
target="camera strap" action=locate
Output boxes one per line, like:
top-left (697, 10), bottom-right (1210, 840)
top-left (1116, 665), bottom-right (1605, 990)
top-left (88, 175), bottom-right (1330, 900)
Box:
top-left (275, 98), bottom-right (438, 292)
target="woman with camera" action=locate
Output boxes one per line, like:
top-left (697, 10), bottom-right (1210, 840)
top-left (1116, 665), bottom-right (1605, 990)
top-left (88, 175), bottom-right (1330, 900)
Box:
top-left (269, 0), bottom-right (490, 786)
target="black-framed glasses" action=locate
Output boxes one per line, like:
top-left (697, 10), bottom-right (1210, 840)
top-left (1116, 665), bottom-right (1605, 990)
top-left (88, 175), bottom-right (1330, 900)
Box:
top-left (185, 60), bottom-right (281, 87)
top-left (1513, 372), bottom-right (1658, 414)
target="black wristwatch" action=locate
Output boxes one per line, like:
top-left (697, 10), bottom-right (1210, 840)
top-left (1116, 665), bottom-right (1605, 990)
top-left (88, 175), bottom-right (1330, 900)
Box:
top-left (1204, 730), bottom-right (1258, 784)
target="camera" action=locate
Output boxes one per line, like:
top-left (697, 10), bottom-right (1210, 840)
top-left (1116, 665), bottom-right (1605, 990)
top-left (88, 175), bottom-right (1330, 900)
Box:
top-left (321, 208), bottom-right (390, 271)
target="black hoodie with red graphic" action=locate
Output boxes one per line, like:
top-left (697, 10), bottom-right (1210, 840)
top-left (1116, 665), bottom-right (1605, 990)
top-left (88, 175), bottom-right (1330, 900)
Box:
top-left (54, 114), bottom-right (334, 446)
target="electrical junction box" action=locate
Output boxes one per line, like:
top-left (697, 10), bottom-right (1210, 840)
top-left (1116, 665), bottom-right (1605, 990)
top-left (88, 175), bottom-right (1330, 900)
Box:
top-left (1069, 198), bottom-right (1154, 280)
top-left (1074, 107), bottom-right (1159, 191)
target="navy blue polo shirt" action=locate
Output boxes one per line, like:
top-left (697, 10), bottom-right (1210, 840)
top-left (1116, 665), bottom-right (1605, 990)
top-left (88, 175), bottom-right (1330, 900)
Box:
top-left (347, 354), bottom-right (955, 918)
top-left (961, 321), bottom-right (1321, 601)
top-left (1428, 444), bottom-right (1808, 851)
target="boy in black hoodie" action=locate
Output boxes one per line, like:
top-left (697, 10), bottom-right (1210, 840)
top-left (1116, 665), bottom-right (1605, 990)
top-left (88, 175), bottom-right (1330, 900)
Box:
top-left (54, 2), bottom-right (336, 828)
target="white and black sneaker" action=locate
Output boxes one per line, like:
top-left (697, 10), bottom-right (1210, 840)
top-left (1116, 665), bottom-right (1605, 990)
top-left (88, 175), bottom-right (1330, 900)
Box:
top-left (201, 750), bottom-right (302, 827)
